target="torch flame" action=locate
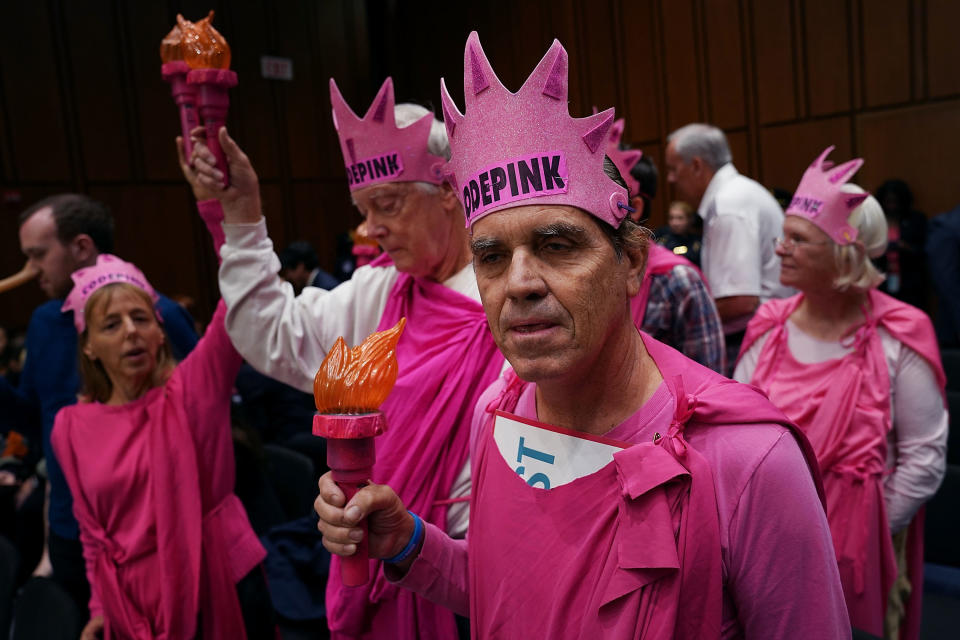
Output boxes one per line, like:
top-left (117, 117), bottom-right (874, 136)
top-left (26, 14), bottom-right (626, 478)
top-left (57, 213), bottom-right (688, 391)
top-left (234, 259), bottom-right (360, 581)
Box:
top-left (314, 318), bottom-right (406, 414)
top-left (178, 11), bottom-right (232, 70)
top-left (160, 23), bottom-right (183, 63)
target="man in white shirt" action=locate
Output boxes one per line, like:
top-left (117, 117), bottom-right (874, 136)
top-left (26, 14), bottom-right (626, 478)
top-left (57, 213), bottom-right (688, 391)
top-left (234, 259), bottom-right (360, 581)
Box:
top-left (665, 123), bottom-right (793, 369)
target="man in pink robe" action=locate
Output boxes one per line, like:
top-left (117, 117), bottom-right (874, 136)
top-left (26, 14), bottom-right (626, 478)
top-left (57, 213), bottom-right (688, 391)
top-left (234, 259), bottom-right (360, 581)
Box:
top-left (314, 32), bottom-right (851, 639)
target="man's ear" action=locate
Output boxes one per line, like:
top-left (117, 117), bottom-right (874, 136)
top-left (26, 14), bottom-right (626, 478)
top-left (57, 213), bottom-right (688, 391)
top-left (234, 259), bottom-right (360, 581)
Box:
top-left (629, 196), bottom-right (645, 223)
top-left (440, 182), bottom-right (461, 212)
top-left (624, 239), bottom-right (648, 298)
top-left (68, 234), bottom-right (97, 265)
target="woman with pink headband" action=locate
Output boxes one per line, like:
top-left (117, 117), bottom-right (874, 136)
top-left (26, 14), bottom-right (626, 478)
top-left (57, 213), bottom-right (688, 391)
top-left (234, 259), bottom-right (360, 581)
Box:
top-left (735, 148), bottom-right (948, 639)
top-left (314, 31), bottom-right (850, 639)
top-left (50, 170), bottom-right (270, 639)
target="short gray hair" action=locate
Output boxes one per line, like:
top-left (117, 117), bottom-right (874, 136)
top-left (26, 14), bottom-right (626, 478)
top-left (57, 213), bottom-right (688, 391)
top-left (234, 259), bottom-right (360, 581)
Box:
top-left (394, 103), bottom-right (450, 160)
top-left (832, 184), bottom-right (887, 292)
top-left (667, 123), bottom-right (732, 171)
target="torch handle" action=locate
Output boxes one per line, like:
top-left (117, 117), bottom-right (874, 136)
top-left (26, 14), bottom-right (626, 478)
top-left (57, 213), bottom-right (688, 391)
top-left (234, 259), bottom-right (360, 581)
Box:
top-left (202, 114), bottom-right (230, 188)
top-left (178, 101), bottom-right (199, 160)
top-left (333, 475), bottom-right (370, 587)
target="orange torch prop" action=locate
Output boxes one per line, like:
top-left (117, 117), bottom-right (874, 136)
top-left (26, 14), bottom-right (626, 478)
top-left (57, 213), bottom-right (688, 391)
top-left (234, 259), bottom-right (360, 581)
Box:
top-left (313, 318), bottom-right (406, 586)
top-left (180, 12), bottom-right (236, 187)
top-left (159, 19), bottom-right (199, 160)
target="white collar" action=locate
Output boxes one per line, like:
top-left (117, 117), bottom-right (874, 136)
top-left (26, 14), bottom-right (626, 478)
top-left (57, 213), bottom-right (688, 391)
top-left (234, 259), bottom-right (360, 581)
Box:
top-left (697, 163), bottom-right (738, 219)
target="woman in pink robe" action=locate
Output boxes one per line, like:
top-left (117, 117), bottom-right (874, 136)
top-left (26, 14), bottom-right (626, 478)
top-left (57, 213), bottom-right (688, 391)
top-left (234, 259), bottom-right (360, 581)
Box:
top-left (52, 185), bottom-right (268, 638)
top-left (735, 149), bottom-right (948, 640)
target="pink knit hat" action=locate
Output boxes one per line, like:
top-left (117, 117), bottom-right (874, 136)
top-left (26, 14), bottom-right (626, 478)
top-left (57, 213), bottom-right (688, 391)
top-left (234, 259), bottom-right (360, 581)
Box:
top-left (61, 254), bottom-right (160, 333)
top-left (330, 77), bottom-right (445, 191)
top-left (786, 146), bottom-right (869, 245)
top-left (440, 32), bottom-right (630, 228)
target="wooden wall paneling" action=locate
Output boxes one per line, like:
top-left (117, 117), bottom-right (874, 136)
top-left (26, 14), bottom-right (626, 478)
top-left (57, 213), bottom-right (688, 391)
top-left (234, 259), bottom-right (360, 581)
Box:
top-left (758, 117), bottom-right (853, 192)
top-left (290, 180), bottom-right (357, 272)
top-left (849, 0), bottom-right (864, 111)
top-left (751, 0), bottom-right (797, 124)
top-left (258, 180), bottom-right (288, 252)
top-left (0, 74), bottom-right (11, 182)
top-left (275, 0), bottom-right (325, 181)
top-left (659, 0), bottom-right (702, 132)
top-left (222, 0), bottom-right (283, 182)
top-left (87, 184), bottom-right (213, 316)
top-left (856, 100), bottom-right (960, 215)
top-left (61, 0), bottom-right (135, 183)
top-left (726, 130), bottom-right (752, 180)
top-left (618, 0), bottom-right (661, 141)
top-left (0, 3), bottom-right (73, 183)
top-left (127, 2), bottom-right (188, 182)
top-left (315, 0), bottom-right (368, 178)
top-left (860, 0), bottom-right (911, 107)
top-left (701, 0), bottom-right (747, 129)
top-left (803, 0), bottom-right (852, 116)
top-left (573, 0), bottom-right (621, 118)
top-left (926, 0), bottom-right (960, 98)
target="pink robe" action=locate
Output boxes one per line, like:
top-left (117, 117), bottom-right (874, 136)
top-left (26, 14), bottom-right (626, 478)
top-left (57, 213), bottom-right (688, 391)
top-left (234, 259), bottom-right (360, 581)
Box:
top-left (740, 290), bottom-right (946, 640)
top-left (325, 270), bottom-right (504, 639)
top-left (52, 300), bottom-right (265, 639)
top-left (395, 334), bottom-right (849, 638)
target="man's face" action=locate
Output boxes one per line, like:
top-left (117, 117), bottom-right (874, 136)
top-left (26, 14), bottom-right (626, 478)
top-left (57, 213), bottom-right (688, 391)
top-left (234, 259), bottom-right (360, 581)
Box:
top-left (471, 204), bottom-right (644, 384)
top-left (665, 141), bottom-right (706, 208)
top-left (352, 182), bottom-right (458, 279)
top-left (282, 263), bottom-right (311, 293)
top-left (19, 208), bottom-right (80, 299)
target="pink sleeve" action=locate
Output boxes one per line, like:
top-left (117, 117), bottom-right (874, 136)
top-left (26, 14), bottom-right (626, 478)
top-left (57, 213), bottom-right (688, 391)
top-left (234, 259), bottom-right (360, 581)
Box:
top-left (51, 413), bottom-right (103, 619)
top-left (177, 300), bottom-right (242, 407)
top-left (385, 522), bottom-right (470, 616)
top-left (726, 434), bottom-right (850, 637)
top-left (197, 199), bottom-right (225, 262)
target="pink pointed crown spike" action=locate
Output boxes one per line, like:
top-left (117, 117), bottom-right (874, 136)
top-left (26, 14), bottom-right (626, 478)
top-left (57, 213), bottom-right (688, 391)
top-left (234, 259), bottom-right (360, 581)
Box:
top-left (786, 146), bottom-right (869, 245)
top-left (62, 254), bottom-right (160, 333)
top-left (604, 116), bottom-right (643, 199)
top-left (330, 77), bottom-right (445, 191)
top-left (441, 32), bottom-right (630, 228)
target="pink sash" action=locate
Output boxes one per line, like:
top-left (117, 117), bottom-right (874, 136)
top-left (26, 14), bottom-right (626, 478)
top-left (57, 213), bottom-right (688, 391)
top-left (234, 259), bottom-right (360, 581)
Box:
top-left (741, 291), bottom-right (945, 639)
top-left (467, 334), bottom-right (821, 639)
top-left (325, 271), bottom-right (504, 639)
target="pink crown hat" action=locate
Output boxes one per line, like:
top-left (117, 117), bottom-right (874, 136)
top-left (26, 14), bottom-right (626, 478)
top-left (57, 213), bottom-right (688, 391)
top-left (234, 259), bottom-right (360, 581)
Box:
top-left (604, 117), bottom-right (642, 199)
top-left (330, 77), bottom-right (445, 191)
top-left (61, 254), bottom-right (160, 333)
top-left (440, 32), bottom-right (630, 228)
top-left (786, 146), bottom-right (869, 245)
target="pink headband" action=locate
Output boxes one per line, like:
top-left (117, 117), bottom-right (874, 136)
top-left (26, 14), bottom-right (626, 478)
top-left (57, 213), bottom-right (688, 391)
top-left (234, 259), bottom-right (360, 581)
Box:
top-left (61, 254), bottom-right (160, 333)
top-left (440, 32), bottom-right (630, 229)
top-left (330, 77), bottom-right (445, 191)
top-left (786, 146), bottom-right (869, 245)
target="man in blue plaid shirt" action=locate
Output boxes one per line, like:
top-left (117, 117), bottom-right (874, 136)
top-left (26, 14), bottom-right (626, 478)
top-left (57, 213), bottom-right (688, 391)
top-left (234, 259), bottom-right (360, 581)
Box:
top-left (627, 156), bottom-right (726, 374)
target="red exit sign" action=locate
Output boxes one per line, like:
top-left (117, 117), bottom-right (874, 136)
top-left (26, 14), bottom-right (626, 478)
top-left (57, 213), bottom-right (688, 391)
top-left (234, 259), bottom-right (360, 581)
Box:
top-left (261, 56), bottom-right (293, 81)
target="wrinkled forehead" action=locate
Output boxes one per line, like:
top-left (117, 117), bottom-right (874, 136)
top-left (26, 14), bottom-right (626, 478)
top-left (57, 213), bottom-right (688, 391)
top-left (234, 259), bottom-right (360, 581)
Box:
top-left (351, 181), bottom-right (410, 204)
top-left (470, 203), bottom-right (594, 243)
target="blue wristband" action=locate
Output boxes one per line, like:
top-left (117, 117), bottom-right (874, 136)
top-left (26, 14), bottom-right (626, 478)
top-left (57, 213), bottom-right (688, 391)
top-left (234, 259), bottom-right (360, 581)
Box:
top-left (384, 511), bottom-right (423, 564)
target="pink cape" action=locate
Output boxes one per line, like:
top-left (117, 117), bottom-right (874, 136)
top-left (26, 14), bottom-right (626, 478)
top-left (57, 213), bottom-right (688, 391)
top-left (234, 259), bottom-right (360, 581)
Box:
top-left (467, 334), bottom-right (824, 639)
top-left (630, 244), bottom-right (702, 327)
top-left (325, 270), bottom-right (504, 639)
top-left (53, 301), bottom-right (263, 640)
top-left (740, 290), bottom-right (945, 640)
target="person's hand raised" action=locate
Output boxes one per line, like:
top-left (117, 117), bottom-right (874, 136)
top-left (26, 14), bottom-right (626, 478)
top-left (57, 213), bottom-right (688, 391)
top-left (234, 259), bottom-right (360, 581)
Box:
top-left (188, 126), bottom-right (262, 223)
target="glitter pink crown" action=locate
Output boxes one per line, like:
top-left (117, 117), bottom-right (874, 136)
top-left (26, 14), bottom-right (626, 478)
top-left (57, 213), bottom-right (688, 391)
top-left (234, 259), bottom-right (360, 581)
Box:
top-left (440, 32), bottom-right (629, 228)
top-left (61, 254), bottom-right (159, 333)
top-left (786, 146), bottom-right (869, 245)
top-left (330, 77), bottom-right (445, 191)
top-left (604, 117), bottom-right (642, 199)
